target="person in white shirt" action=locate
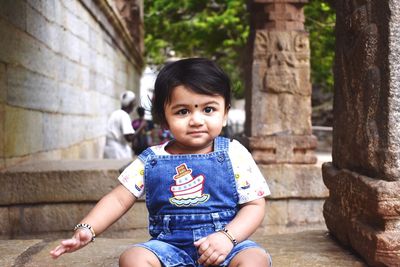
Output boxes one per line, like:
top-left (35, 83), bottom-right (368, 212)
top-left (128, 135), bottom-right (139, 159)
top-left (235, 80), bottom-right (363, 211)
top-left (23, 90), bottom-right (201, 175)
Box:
top-left (103, 91), bottom-right (136, 159)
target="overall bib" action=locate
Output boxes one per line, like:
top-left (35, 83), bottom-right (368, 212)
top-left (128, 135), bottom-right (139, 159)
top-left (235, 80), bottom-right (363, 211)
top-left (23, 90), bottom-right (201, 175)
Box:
top-left (135, 137), bottom-right (262, 267)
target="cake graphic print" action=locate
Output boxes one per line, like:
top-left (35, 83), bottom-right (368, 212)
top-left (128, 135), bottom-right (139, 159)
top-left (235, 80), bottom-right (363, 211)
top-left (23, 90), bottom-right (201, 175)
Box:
top-left (169, 163), bottom-right (210, 207)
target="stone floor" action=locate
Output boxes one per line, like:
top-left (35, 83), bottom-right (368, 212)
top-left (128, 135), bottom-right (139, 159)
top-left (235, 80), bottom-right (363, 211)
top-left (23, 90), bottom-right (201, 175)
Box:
top-left (0, 230), bottom-right (366, 267)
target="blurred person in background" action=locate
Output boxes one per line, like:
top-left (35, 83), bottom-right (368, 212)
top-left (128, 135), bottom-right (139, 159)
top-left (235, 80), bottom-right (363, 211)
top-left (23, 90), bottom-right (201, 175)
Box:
top-left (103, 91), bottom-right (136, 159)
top-left (132, 107), bottom-right (149, 155)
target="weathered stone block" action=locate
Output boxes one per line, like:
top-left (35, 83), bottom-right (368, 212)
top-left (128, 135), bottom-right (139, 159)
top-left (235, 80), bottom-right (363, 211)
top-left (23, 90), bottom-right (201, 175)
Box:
top-left (0, 64), bottom-right (5, 103)
top-left (0, 103), bottom-right (4, 159)
top-left (60, 144), bottom-right (81, 159)
top-left (0, 239), bottom-right (43, 267)
top-left (7, 65), bottom-right (59, 112)
top-left (12, 201), bottom-right (147, 236)
top-left (58, 83), bottom-right (90, 115)
top-left (263, 199), bottom-right (326, 229)
top-left (64, 5), bottom-right (90, 42)
top-left (79, 39), bottom-right (91, 67)
top-left (0, 207), bottom-right (10, 236)
top-left (259, 163), bottom-right (328, 199)
top-left (89, 26), bottom-right (104, 53)
top-left (333, 0), bottom-right (400, 182)
top-left (0, 7), bottom-right (57, 79)
top-left (61, 30), bottom-right (81, 63)
top-left (44, 21), bottom-right (62, 54)
top-left (263, 200), bottom-right (289, 226)
top-left (0, 159), bottom-right (130, 205)
top-left (84, 116), bottom-right (108, 139)
top-left (250, 135), bottom-right (317, 164)
top-left (64, 115), bottom-right (90, 147)
top-left (42, 113), bottom-right (63, 151)
top-left (323, 163), bottom-right (400, 266)
top-left (78, 138), bottom-right (105, 159)
top-left (261, 95), bottom-right (312, 135)
top-left (41, 0), bottom-right (63, 24)
top-left (287, 199), bottom-right (324, 226)
top-left (26, 5), bottom-right (50, 48)
top-left (0, 160), bottom-right (129, 205)
top-left (4, 106), bottom-right (44, 157)
top-left (0, 0), bottom-right (27, 31)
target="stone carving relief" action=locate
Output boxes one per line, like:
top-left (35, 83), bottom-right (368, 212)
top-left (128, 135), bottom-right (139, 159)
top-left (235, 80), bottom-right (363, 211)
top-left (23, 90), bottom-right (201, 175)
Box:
top-left (335, 0), bottom-right (387, 178)
top-left (324, 0), bottom-right (400, 265)
top-left (254, 31), bottom-right (310, 96)
top-left (114, 0), bottom-right (143, 52)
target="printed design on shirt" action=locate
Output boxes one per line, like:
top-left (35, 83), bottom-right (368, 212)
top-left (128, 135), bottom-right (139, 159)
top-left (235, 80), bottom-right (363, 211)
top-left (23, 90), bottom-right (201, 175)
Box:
top-left (169, 163), bottom-right (210, 207)
top-left (235, 173), bottom-right (250, 190)
top-left (135, 180), bottom-right (144, 192)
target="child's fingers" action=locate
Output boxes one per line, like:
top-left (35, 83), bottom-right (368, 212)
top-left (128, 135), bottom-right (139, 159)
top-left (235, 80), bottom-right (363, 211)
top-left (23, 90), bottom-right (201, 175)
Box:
top-left (193, 237), bottom-right (206, 247)
top-left (50, 245), bottom-right (67, 259)
top-left (195, 238), bottom-right (210, 254)
top-left (49, 239), bottom-right (79, 259)
top-left (61, 238), bottom-right (78, 247)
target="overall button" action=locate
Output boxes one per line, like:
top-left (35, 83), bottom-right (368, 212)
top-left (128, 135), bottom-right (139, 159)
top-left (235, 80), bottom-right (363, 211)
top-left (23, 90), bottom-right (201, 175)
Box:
top-left (217, 155), bottom-right (225, 163)
top-left (150, 159), bottom-right (157, 166)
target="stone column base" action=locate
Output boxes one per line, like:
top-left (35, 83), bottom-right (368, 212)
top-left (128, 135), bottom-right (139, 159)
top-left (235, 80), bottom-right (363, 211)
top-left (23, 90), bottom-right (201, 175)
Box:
top-left (249, 135), bottom-right (317, 164)
top-left (259, 162), bottom-right (328, 232)
top-left (322, 162), bottom-right (400, 266)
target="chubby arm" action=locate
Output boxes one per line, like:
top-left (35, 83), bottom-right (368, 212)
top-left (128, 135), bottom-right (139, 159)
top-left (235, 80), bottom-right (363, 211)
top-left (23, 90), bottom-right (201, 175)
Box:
top-left (224, 197), bottom-right (266, 242)
top-left (50, 185), bottom-right (136, 259)
top-left (195, 197), bottom-right (266, 266)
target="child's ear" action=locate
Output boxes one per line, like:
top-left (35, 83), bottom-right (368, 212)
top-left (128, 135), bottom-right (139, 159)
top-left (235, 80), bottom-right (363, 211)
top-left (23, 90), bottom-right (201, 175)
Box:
top-left (223, 109), bottom-right (229, 127)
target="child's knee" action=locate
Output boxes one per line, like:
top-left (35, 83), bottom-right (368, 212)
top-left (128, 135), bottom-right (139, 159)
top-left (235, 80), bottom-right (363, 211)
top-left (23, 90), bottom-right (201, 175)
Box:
top-left (119, 247), bottom-right (161, 267)
top-left (229, 248), bottom-right (271, 267)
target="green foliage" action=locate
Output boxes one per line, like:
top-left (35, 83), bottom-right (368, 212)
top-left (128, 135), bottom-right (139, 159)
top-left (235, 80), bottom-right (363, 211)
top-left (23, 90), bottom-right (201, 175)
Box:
top-left (144, 0), bottom-right (249, 97)
top-left (144, 0), bottom-right (336, 96)
top-left (304, 1), bottom-right (335, 92)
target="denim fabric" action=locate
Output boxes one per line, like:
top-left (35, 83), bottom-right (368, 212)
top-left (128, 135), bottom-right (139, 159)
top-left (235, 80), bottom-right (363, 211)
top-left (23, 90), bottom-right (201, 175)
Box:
top-left (135, 137), bottom-right (267, 266)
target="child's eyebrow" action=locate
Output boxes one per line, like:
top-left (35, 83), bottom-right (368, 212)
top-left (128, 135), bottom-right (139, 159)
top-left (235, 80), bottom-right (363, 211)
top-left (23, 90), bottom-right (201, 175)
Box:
top-left (170, 101), bottom-right (221, 110)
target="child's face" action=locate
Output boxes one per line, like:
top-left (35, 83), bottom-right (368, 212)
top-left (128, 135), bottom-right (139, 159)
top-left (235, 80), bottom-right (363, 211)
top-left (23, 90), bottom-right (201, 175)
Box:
top-left (164, 85), bottom-right (228, 154)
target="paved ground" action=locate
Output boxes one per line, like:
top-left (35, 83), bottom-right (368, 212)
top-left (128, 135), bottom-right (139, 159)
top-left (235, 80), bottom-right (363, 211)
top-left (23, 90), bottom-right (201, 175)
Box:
top-left (0, 230), bottom-right (366, 267)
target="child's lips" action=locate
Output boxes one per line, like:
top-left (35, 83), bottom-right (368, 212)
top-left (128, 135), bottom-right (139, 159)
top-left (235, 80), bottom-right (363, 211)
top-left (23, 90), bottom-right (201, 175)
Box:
top-left (187, 131), bottom-right (207, 135)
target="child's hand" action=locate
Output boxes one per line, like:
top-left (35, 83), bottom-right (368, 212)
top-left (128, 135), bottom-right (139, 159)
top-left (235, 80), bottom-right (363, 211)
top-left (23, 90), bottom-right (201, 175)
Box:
top-left (194, 231), bottom-right (234, 266)
top-left (49, 229), bottom-right (93, 259)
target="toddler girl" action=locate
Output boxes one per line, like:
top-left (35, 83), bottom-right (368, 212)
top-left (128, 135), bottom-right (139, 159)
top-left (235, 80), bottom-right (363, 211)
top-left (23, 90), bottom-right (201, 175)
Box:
top-left (50, 58), bottom-right (272, 267)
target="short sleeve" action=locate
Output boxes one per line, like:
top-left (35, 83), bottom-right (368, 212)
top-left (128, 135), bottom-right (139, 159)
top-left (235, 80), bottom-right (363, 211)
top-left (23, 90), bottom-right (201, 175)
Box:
top-left (228, 139), bottom-right (271, 204)
top-left (118, 158), bottom-right (145, 198)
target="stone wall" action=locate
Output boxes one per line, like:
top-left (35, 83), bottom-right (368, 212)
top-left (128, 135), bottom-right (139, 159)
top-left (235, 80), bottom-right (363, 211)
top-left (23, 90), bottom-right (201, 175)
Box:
top-left (0, 0), bottom-right (143, 170)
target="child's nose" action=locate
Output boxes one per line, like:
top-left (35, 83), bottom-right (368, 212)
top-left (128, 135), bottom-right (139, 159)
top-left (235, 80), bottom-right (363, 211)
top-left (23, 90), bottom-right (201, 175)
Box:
top-left (189, 112), bottom-right (204, 125)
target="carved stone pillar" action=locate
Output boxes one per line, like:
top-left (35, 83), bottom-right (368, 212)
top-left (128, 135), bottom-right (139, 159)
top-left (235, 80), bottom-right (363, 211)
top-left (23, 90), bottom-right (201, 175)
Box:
top-left (246, 1), bottom-right (327, 234)
top-left (323, 1), bottom-right (400, 265)
top-left (246, 0), bottom-right (317, 164)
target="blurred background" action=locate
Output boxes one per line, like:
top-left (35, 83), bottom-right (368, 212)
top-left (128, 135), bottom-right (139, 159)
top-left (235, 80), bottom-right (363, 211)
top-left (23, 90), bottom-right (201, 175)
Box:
top-left (0, 0), bottom-right (335, 167)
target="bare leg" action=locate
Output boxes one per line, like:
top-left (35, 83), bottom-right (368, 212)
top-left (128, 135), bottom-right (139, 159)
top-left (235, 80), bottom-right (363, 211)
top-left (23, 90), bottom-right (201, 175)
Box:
top-left (228, 247), bottom-right (271, 267)
top-left (119, 246), bottom-right (162, 267)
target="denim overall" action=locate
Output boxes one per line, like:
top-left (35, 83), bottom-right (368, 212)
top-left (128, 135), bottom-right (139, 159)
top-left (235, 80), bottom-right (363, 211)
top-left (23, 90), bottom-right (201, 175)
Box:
top-left (135, 137), bottom-right (263, 267)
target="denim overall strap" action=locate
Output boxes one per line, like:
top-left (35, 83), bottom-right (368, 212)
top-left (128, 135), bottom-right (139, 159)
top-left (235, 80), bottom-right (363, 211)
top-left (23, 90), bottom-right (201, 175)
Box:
top-left (214, 136), bottom-right (230, 152)
top-left (138, 147), bottom-right (156, 162)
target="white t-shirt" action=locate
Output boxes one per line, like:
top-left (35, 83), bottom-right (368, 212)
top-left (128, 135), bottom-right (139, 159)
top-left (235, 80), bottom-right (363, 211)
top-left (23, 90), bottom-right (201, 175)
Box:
top-left (119, 139), bottom-right (271, 204)
top-left (103, 109), bottom-right (135, 159)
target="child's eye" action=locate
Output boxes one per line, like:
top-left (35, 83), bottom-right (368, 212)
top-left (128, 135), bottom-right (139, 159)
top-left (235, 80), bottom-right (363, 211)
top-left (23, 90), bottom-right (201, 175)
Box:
top-left (176, 109), bottom-right (189, 115)
top-left (204, 107), bottom-right (215, 113)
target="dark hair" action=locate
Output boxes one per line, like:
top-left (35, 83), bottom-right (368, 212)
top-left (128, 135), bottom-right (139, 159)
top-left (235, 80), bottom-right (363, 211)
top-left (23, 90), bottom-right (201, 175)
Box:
top-left (152, 58), bottom-right (231, 125)
top-left (136, 106), bottom-right (145, 117)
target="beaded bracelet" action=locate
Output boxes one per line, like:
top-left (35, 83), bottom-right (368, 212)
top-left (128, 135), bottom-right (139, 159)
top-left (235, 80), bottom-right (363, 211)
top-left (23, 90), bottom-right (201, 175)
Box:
top-left (218, 227), bottom-right (238, 246)
top-left (74, 223), bottom-right (96, 242)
